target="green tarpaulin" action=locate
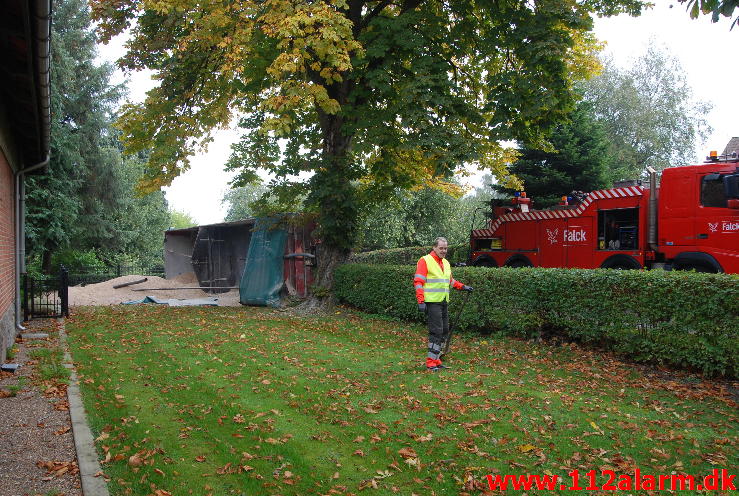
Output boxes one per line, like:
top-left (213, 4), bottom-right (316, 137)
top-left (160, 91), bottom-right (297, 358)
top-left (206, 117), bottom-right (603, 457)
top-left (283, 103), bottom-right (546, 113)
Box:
top-left (239, 218), bottom-right (288, 307)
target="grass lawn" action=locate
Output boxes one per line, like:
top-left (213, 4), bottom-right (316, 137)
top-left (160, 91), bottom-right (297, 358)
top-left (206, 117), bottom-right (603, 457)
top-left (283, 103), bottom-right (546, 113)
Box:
top-left (66, 306), bottom-right (738, 495)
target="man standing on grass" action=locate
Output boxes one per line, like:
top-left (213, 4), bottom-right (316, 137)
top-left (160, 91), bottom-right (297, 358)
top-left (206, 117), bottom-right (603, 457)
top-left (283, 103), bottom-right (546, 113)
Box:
top-left (414, 237), bottom-right (473, 372)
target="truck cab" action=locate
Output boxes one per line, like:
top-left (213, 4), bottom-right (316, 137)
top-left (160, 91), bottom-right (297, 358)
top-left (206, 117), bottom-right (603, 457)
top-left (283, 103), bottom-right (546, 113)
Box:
top-left (657, 158), bottom-right (739, 273)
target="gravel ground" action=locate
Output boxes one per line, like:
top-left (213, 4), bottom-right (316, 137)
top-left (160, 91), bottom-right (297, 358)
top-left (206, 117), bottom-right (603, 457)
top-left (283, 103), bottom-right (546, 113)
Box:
top-left (69, 273), bottom-right (242, 307)
top-left (0, 320), bottom-right (82, 496)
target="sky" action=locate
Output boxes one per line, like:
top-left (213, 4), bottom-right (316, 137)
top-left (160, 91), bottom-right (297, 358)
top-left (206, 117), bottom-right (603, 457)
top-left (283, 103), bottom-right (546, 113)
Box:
top-left (98, 1), bottom-right (738, 225)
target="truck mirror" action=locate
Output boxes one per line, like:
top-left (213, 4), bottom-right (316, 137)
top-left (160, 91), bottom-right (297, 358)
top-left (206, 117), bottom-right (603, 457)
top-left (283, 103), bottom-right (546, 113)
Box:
top-left (724, 174), bottom-right (739, 200)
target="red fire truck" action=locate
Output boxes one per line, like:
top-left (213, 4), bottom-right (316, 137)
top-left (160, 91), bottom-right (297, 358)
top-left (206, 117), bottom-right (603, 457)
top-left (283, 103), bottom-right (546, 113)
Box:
top-left (468, 152), bottom-right (739, 273)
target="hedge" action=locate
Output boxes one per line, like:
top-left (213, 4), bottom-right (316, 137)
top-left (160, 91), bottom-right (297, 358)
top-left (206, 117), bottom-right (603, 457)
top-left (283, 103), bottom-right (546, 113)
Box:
top-left (349, 244), bottom-right (468, 265)
top-left (334, 264), bottom-right (739, 378)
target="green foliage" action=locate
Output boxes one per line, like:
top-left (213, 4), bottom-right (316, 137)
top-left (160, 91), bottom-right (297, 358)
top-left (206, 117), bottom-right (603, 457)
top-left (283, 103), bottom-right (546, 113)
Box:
top-left (496, 101), bottom-right (611, 207)
top-left (93, 0), bottom-right (648, 272)
top-left (356, 187), bottom-right (486, 250)
top-left (24, 0), bottom-right (169, 271)
top-left (679, 0), bottom-right (739, 28)
top-left (335, 265), bottom-right (739, 377)
top-left (169, 209), bottom-right (197, 229)
top-left (220, 182), bottom-right (306, 222)
top-left (350, 244), bottom-right (469, 266)
top-left (580, 43), bottom-right (713, 182)
top-left (51, 249), bottom-right (105, 272)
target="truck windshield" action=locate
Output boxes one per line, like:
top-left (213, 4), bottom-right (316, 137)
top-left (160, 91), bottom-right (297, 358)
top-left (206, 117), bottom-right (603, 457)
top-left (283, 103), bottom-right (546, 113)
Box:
top-left (701, 174), bottom-right (727, 208)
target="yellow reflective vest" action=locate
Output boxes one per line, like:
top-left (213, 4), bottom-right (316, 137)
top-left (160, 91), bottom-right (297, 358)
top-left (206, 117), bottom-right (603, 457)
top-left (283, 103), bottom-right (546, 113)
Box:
top-left (422, 254), bottom-right (451, 303)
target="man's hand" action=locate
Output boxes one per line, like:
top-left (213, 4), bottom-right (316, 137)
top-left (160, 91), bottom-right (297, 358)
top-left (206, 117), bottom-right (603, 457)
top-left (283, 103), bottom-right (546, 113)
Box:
top-left (418, 303), bottom-right (427, 313)
top-left (462, 285), bottom-right (474, 292)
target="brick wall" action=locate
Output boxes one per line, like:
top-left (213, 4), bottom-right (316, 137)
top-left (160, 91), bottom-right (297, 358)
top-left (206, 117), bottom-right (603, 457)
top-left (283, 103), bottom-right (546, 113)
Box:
top-left (0, 149), bottom-right (16, 359)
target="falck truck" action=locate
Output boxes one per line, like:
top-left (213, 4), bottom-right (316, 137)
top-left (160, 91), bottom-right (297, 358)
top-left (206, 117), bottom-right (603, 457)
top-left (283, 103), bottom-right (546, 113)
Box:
top-left (468, 152), bottom-right (739, 273)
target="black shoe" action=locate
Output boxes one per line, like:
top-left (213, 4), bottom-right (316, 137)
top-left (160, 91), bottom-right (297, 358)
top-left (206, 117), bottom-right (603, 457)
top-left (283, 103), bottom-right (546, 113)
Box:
top-left (426, 366), bottom-right (440, 372)
top-left (436, 363), bottom-right (450, 369)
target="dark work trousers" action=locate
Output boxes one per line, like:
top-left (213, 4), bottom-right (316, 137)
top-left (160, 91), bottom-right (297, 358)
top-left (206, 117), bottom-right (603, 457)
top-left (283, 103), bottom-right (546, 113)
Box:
top-left (426, 301), bottom-right (449, 361)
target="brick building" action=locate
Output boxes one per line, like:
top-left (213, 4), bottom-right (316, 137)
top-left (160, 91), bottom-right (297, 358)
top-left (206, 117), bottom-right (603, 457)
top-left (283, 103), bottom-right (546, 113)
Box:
top-left (0, 0), bottom-right (52, 360)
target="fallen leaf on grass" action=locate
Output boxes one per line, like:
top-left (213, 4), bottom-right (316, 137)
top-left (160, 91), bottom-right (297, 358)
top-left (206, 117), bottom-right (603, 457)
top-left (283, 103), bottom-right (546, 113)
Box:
top-left (398, 447), bottom-right (418, 459)
top-left (128, 453), bottom-right (143, 467)
top-left (358, 478), bottom-right (378, 490)
top-left (413, 433), bottom-right (433, 442)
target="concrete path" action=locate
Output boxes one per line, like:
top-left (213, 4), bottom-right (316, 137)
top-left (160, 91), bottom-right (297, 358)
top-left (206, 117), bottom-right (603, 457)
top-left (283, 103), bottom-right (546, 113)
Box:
top-left (59, 320), bottom-right (110, 496)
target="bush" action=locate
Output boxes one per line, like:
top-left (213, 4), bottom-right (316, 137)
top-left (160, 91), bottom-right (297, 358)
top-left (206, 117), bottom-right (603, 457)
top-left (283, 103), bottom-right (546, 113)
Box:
top-left (349, 244), bottom-right (468, 265)
top-left (334, 264), bottom-right (739, 378)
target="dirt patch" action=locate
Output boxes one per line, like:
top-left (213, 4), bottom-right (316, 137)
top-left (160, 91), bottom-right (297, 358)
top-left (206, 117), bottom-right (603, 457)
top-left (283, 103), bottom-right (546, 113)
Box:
top-left (68, 274), bottom-right (242, 307)
top-left (0, 320), bottom-right (82, 496)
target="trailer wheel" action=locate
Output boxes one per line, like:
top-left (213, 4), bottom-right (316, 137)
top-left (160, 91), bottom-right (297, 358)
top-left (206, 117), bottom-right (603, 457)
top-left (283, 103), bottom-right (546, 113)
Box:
top-left (504, 255), bottom-right (533, 268)
top-left (472, 256), bottom-right (497, 268)
top-left (600, 255), bottom-right (642, 270)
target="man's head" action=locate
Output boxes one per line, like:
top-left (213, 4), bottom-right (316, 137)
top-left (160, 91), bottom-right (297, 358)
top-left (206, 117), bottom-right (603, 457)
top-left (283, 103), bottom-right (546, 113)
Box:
top-left (432, 237), bottom-right (448, 259)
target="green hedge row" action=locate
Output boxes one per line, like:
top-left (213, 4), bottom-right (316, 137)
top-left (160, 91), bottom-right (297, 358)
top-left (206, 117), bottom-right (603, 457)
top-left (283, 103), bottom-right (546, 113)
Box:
top-left (349, 244), bottom-right (468, 265)
top-left (334, 264), bottom-right (739, 378)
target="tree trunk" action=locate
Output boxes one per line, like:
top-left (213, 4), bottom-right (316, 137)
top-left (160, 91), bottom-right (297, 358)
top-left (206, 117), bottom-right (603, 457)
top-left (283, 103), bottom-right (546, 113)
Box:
top-left (298, 113), bottom-right (356, 312)
top-left (299, 243), bottom-right (350, 313)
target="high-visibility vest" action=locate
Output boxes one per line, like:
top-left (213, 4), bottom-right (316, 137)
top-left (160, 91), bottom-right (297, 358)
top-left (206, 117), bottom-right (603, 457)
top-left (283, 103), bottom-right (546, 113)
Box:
top-left (422, 254), bottom-right (451, 302)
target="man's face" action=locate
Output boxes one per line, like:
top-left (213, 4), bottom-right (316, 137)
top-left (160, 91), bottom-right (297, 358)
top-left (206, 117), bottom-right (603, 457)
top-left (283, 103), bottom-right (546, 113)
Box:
top-left (433, 241), bottom-right (448, 259)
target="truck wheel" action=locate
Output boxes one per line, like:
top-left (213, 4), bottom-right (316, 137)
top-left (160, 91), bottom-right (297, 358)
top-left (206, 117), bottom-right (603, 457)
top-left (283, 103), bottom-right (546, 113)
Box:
top-left (672, 253), bottom-right (723, 273)
top-left (673, 263), bottom-right (715, 273)
top-left (472, 256), bottom-right (497, 268)
top-left (600, 255), bottom-right (642, 270)
top-left (504, 255), bottom-right (533, 268)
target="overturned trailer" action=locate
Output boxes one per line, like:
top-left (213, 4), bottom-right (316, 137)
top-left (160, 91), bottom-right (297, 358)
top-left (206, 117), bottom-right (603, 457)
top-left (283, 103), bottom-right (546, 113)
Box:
top-left (164, 217), bottom-right (317, 305)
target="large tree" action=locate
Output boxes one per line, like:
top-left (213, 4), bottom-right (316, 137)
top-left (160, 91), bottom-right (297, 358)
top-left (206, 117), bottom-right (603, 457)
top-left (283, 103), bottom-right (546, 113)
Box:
top-left (92, 0), bottom-right (646, 299)
top-left (579, 43), bottom-right (713, 182)
top-left (496, 100), bottom-right (611, 208)
top-left (25, 0), bottom-right (170, 271)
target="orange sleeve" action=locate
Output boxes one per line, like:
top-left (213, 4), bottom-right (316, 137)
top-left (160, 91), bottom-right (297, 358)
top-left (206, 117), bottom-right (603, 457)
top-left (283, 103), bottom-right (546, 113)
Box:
top-left (451, 278), bottom-right (464, 290)
top-left (414, 258), bottom-right (428, 303)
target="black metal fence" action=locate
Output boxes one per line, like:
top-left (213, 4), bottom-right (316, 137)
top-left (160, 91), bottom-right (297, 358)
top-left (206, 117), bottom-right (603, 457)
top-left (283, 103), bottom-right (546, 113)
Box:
top-left (23, 266), bottom-right (69, 321)
top-left (67, 264), bottom-right (165, 286)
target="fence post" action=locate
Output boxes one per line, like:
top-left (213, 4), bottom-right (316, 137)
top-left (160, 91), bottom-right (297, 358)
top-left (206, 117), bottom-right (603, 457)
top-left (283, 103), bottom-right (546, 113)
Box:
top-left (59, 265), bottom-right (69, 317)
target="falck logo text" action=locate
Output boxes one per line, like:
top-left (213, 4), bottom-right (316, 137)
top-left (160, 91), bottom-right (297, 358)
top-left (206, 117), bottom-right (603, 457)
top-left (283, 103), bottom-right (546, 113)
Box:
top-left (708, 221), bottom-right (739, 233)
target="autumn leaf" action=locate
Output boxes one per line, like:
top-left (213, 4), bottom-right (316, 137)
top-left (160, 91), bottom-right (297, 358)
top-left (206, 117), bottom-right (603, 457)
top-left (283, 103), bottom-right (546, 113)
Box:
top-left (128, 453), bottom-right (143, 468)
top-left (397, 447), bottom-right (418, 459)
